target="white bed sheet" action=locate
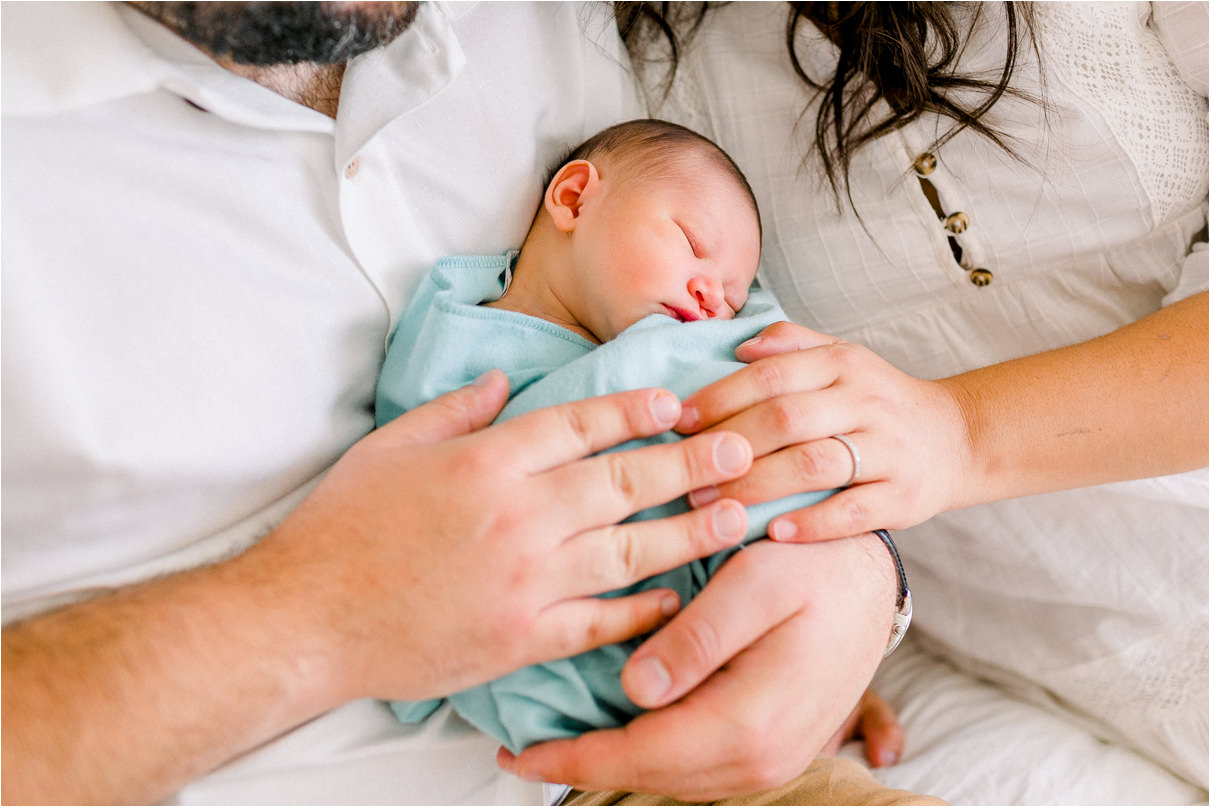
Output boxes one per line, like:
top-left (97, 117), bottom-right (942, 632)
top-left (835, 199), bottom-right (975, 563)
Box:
top-left (840, 640), bottom-right (1208, 805)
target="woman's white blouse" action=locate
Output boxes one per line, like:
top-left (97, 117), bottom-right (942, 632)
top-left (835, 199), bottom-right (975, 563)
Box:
top-left (646, 1), bottom-right (1208, 788)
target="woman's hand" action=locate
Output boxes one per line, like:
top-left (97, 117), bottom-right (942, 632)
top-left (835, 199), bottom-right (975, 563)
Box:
top-left (677, 321), bottom-right (972, 542)
top-left (680, 292), bottom-right (1207, 544)
top-left (499, 533), bottom-right (898, 800)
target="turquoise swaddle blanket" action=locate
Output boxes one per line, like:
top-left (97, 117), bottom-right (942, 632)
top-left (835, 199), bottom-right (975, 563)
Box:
top-left (375, 252), bottom-right (835, 752)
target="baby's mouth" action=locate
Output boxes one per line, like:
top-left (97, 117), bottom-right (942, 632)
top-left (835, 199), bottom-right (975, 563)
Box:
top-left (663, 304), bottom-right (700, 322)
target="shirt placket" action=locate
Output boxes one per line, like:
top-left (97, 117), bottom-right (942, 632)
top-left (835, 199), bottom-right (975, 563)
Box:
top-left (897, 125), bottom-right (995, 289)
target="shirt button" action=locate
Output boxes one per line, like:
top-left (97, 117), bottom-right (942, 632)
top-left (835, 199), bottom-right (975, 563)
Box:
top-left (943, 211), bottom-right (969, 234)
top-left (344, 157), bottom-right (361, 179)
top-left (913, 152), bottom-right (937, 176)
top-left (969, 268), bottom-right (994, 286)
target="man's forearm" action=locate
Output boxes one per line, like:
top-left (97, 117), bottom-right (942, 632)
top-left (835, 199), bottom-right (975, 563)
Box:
top-left (1, 546), bottom-right (337, 805)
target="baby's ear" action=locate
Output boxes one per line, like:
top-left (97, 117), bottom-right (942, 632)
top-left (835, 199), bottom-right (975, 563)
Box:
top-left (544, 159), bottom-right (599, 232)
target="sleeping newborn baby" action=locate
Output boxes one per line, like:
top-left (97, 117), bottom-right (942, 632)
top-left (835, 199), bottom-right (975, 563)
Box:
top-left (376, 119), bottom-right (835, 752)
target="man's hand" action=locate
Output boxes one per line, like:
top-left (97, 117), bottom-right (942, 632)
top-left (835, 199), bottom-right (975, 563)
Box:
top-left (3, 370), bottom-right (755, 805)
top-left (499, 533), bottom-right (897, 801)
top-left (272, 369), bottom-right (757, 704)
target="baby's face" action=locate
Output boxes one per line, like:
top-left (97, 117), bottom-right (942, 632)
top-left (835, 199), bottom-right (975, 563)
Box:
top-left (566, 151), bottom-right (761, 343)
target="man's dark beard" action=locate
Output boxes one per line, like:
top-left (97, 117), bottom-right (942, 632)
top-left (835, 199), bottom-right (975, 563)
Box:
top-left (130, 2), bottom-right (420, 65)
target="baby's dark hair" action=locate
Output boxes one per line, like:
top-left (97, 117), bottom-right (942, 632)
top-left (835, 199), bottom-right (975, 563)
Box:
top-left (545, 118), bottom-right (762, 239)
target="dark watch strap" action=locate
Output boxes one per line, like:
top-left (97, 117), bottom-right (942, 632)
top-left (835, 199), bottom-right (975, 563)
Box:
top-left (874, 529), bottom-right (912, 657)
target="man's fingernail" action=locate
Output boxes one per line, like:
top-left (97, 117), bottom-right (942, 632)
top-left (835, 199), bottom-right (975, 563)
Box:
top-left (630, 657), bottom-right (672, 703)
top-left (688, 485), bottom-right (720, 508)
top-left (713, 435), bottom-right (750, 475)
top-left (712, 501), bottom-right (745, 540)
top-left (650, 391), bottom-right (680, 426)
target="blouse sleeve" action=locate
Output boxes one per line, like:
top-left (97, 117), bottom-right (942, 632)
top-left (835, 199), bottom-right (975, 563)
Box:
top-left (1162, 239), bottom-right (1209, 306)
top-left (1150, 2), bottom-right (1208, 98)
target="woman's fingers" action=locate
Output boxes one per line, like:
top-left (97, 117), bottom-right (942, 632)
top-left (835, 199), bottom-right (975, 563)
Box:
top-left (733, 319), bottom-right (845, 362)
top-left (767, 482), bottom-right (898, 542)
top-left (672, 320), bottom-right (973, 541)
top-left (678, 350), bottom-right (842, 434)
top-left (707, 435), bottom-right (870, 507)
top-left (679, 324), bottom-right (850, 434)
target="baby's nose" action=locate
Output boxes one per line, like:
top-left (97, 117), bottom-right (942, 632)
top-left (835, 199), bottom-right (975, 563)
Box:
top-left (689, 276), bottom-right (725, 316)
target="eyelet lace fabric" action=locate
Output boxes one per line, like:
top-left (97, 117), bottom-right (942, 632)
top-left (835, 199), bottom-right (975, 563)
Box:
top-left (1033, 3), bottom-right (1208, 225)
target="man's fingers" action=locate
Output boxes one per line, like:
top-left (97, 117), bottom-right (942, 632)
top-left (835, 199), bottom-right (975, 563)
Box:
top-left (556, 499), bottom-right (748, 599)
top-left (527, 588), bottom-right (682, 669)
top-left (494, 388), bottom-right (683, 473)
top-left (505, 609), bottom-right (825, 801)
top-left (618, 548), bottom-right (800, 709)
top-left (502, 696), bottom-right (723, 797)
top-left (378, 368), bottom-right (510, 445)
top-left (498, 724), bottom-right (640, 793)
top-left (543, 430), bottom-right (752, 534)
top-left (505, 540), bottom-right (896, 802)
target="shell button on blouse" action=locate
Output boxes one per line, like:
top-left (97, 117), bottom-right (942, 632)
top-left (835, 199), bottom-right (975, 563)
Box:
top-left (913, 152), bottom-right (937, 176)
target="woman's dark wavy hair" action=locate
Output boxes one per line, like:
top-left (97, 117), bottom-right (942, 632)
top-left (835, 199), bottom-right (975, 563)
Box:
top-left (616, 2), bottom-right (1040, 207)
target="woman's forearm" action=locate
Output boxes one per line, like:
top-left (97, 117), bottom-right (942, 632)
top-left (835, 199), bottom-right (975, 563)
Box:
top-left (941, 291), bottom-right (1208, 510)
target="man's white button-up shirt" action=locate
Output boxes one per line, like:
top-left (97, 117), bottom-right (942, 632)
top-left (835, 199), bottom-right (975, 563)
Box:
top-left (2, 2), bottom-right (642, 802)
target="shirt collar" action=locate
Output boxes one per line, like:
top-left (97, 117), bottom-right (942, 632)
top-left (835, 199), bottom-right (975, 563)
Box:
top-left (3, 1), bottom-right (472, 140)
top-left (2, 2), bottom-right (164, 118)
top-left (334, 1), bottom-right (468, 165)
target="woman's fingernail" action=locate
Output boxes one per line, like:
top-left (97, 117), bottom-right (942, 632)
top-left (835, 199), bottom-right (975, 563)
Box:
top-left (688, 485), bottom-right (720, 508)
top-left (712, 502), bottom-right (745, 540)
top-left (770, 519), bottom-right (798, 541)
top-left (649, 391), bottom-right (681, 427)
top-left (713, 435), bottom-right (750, 475)
top-left (629, 657), bottom-right (672, 703)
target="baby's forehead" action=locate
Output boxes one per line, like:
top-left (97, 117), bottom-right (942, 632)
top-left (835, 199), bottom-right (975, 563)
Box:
top-left (608, 146), bottom-right (745, 199)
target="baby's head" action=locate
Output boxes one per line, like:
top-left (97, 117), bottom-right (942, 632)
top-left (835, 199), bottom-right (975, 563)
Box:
top-left (512, 119), bottom-right (762, 344)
